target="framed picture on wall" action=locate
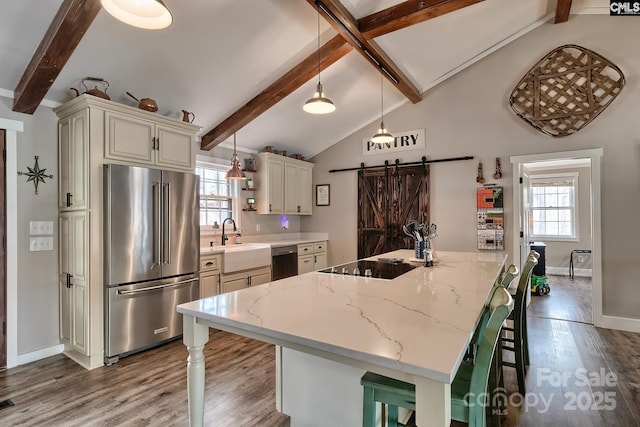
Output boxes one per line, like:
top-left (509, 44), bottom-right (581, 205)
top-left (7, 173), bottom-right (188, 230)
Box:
top-left (316, 184), bottom-right (330, 206)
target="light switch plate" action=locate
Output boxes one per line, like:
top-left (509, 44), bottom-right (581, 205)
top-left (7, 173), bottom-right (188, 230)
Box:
top-left (29, 237), bottom-right (54, 251)
top-left (29, 221), bottom-right (54, 235)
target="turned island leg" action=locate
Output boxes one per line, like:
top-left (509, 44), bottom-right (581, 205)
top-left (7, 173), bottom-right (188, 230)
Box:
top-left (183, 314), bottom-right (210, 427)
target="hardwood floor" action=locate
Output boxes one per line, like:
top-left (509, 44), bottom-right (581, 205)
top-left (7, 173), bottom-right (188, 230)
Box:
top-left (0, 274), bottom-right (638, 426)
top-left (497, 275), bottom-right (640, 426)
top-left (528, 274), bottom-right (592, 324)
top-left (0, 330), bottom-right (289, 427)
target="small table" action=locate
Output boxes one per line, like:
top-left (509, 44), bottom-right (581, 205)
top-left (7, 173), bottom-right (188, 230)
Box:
top-left (569, 249), bottom-right (591, 279)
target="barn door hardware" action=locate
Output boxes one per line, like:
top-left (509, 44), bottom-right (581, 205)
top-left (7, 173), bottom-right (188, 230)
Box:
top-left (329, 155), bottom-right (473, 173)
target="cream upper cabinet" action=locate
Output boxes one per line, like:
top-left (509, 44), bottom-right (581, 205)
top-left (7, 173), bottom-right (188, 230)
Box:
top-left (254, 153), bottom-right (285, 214)
top-left (254, 152), bottom-right (313, 215)
top-left (105, 111), bottom-right (195, 171)
top-left (285, 162), bottom-right (312, 215)
top-left (58, 109), bottom-right (89, 211)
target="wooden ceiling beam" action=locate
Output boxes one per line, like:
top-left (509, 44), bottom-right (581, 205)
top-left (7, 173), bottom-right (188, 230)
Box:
top-left (13, 0), bottom-right (102, 114)
top-left (555, 0), bottom-right (573, 23)
top-left (200, 35), bottom-right (351, 150)
top-left (308, 0), bottom-right (422, 104)
top-left (358, 0), bottom-right (484, 39)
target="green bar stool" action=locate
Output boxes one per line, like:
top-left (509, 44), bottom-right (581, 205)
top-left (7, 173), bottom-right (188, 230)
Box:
top-left (501, 251), bottom-right (538, 396)
top-left (360, 287), bottom-right (514, 427)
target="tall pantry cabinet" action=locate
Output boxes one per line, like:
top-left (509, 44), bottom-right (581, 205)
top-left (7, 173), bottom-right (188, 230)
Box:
top-left (55, 94), bottom-right (199, 369)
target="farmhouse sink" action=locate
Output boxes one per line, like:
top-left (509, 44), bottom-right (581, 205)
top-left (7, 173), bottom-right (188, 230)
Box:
top-left (205, 243), bottom-right (271, 273)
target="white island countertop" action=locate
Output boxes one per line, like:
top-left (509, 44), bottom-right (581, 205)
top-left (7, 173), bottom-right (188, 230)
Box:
top-left (179, 249), bottom-right (506, 383)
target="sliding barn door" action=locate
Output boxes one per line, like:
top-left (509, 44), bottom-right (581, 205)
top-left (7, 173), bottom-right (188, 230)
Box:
top-left (358, 165), bottom-right (429, 259)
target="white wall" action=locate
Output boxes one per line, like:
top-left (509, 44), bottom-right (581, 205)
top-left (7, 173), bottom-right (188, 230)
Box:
top-left (302, 14), bottom-right (640, 320)
top-left (0, 97), bottom-right (60, 356)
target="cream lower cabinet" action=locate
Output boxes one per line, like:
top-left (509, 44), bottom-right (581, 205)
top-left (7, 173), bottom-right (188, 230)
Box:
top-left (59, 211), bottom-right (89, 355)
top-left (298, 241), bottom-right (327, 274)
top-left (221, 265), bottom-right (271, 294)
top-left (200, 254), bottom-right (222, 298)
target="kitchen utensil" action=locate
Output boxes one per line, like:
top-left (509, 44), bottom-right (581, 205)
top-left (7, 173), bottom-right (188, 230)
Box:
top-left (70, 77), bottom-right (110, 99)
top-left (126, 91), bottom-right (158, 112)
top-left (402, 224), bottom-right (416, 240)
top-left (181, 110), bottom-right (195, 123)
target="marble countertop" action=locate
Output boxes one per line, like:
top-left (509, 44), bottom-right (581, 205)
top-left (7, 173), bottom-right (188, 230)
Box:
top-left (178, 249), bottom-right (506, 383)
top-left (200, 233), bottom-right (328, 255)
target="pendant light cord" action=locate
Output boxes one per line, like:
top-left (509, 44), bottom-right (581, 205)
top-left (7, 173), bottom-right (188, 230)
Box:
top-left (380, 72), bottom-right (384, 124)
top-left (316, 1), bottom-right (321, 85)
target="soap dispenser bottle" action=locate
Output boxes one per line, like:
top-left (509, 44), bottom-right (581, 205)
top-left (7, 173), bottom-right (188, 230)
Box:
top-left (235, 230), bottom-right (242, 244)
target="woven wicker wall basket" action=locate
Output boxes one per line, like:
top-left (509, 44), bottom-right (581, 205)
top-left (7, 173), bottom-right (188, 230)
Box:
top-left (509, 44), bottom-right (625, 137)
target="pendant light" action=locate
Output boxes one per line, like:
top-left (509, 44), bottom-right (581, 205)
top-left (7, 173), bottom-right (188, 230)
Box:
top-left (226, 134), bottom-right (246, 180)
top-left (371, 72), bottom-right (394, 144)
top-left (101, 0), bottom-right (173, 30)
top-left (303, 1), bottom-right (336, 114)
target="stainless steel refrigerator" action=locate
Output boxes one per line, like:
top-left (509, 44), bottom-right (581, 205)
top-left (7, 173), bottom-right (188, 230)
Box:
top-left (104, 164), bottom-right (200, 364)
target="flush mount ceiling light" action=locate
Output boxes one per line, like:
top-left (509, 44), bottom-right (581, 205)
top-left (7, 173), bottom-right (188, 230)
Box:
top-left (101, 0), bottom-right (173, 30)
top-left (226, 133), bottom-right (246, 180)
top-left (371, 72), bottom-right (394, 144)
top-left (303, 1), bottom-right (335, 114)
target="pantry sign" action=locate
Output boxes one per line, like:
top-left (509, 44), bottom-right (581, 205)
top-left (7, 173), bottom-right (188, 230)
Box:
top-left (362, 128), bottom-right (425, 156)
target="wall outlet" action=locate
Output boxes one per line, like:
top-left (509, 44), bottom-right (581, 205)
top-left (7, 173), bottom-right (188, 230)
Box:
top-left (577, 255), bottom-right (584, 262)
top-left (29, 237), bottom-right (54, 251)
top-left (256, 224), bottom-right (261, 232)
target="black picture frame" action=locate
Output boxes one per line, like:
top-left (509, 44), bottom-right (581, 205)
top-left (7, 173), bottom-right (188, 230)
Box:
top-left (316, 184), bottom-right (330, 206)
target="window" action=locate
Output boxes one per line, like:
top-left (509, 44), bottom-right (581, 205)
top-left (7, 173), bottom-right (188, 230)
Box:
top-left (195, 162), bottom-right (238, 228)
top-left (529, 173), bottom-right (577, 239)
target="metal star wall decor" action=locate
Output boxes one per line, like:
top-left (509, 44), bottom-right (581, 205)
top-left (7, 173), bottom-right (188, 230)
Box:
top-left (18, 156), bottom-right (53, 195)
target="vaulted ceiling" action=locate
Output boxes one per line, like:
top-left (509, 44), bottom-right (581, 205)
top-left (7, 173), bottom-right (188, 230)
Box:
top-left (0, 0), bottom-right (607, 158)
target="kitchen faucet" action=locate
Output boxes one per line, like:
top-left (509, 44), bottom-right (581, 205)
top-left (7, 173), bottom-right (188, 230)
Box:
top-left (221, 217), bottom-right (236, 245)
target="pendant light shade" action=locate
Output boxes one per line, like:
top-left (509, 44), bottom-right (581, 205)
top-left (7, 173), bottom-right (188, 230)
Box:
top-left (304, 2), bottom-right (335, 114)
top-left (101, 0), bottom-right (173, 30)
top-left (303, 83), bottom-right (336, 114)
top-left (226, 134), bottom-right (246, 180)
top-left (371, 72), bottom-right (394, 144)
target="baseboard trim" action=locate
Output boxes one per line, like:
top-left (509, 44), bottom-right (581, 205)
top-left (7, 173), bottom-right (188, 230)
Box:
top-left (601, 315), bottom-right (640, 333)
top-left (546, 267), bottom-right (592, 277)
top-left (16, 344), bottom-right (64, 366)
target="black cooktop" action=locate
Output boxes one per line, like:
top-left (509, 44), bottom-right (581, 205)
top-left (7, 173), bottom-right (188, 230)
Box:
top-left (318, 259), bottom-right (417, 280)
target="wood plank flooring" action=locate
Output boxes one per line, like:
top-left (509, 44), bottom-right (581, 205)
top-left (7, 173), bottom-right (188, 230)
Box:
top-left (0, 274), bottom-right (638, 426)
top-left (0, 331), bottom-right (289, 426)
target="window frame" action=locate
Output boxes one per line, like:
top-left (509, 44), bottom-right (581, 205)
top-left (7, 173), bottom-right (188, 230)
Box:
top-left (195, 158), bottom-right (241, 234)
top-left (528, 172), bottom-right (579, 242)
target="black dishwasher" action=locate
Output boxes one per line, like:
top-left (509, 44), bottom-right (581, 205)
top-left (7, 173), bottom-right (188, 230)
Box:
top-left (271, 245), bottom-right (298, 280)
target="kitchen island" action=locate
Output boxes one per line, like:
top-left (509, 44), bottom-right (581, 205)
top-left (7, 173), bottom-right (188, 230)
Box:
top-left (177, 249), bottom-right (507, 426)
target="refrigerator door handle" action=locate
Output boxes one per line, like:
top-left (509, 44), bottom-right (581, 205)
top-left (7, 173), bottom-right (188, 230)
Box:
top-left (151, 181), bottom-right (161, 270)
top-left (116, 278), bottom-right (198, 295)
top-left (163, 182), bottom-right (171, 265)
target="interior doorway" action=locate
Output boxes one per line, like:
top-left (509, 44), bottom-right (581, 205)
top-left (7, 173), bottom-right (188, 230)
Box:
top-left (1, 129), bottom-right (6, 369)
top-left (511, 149), bottom-right (603, 327)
